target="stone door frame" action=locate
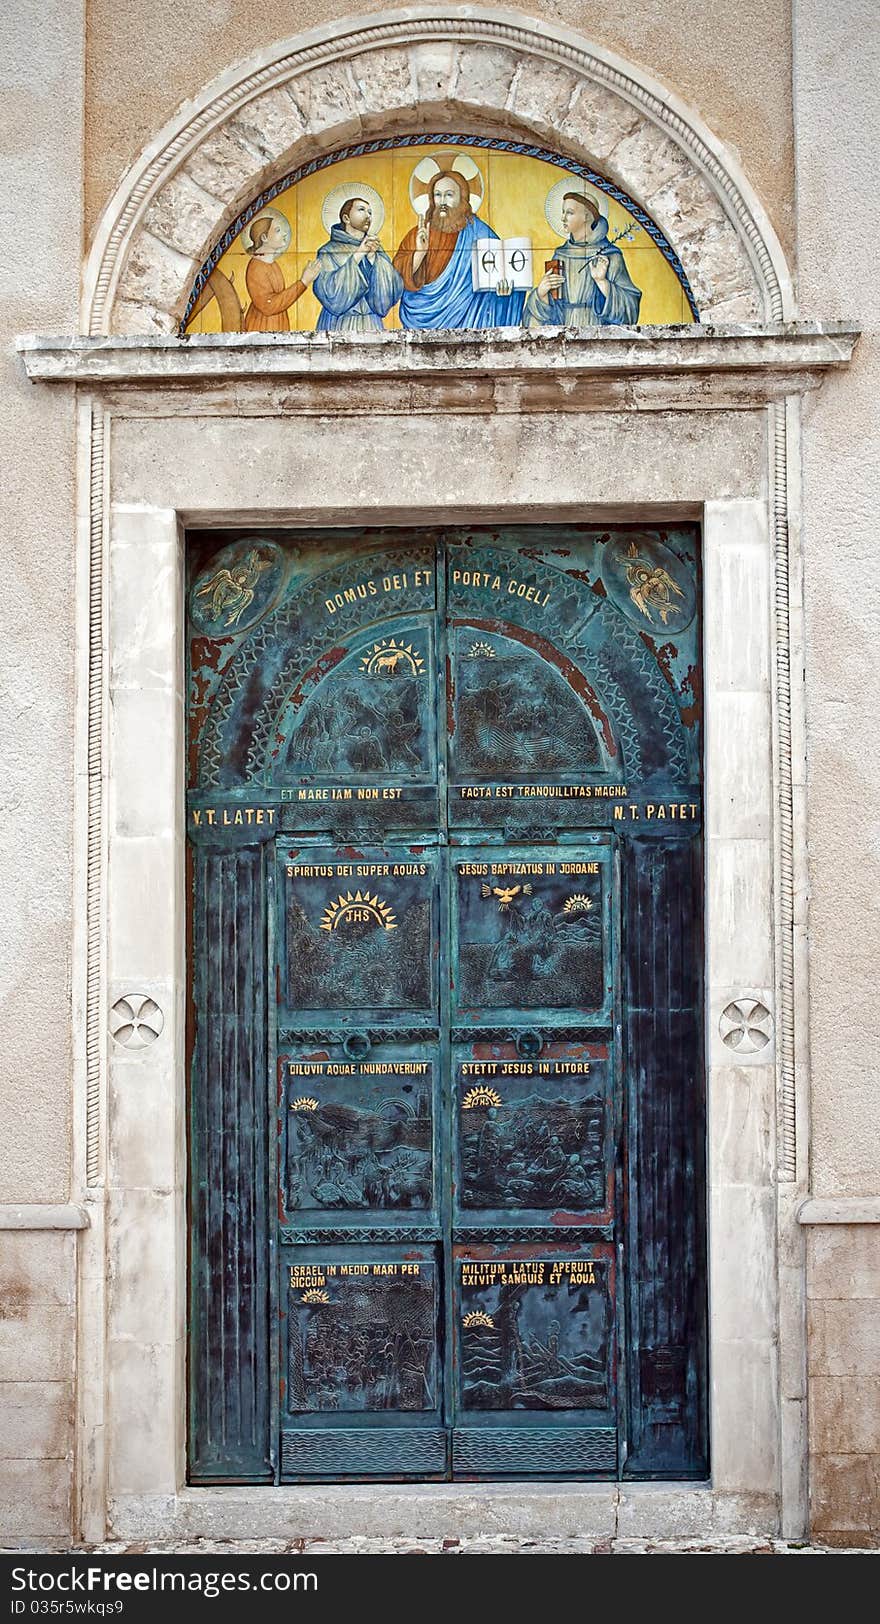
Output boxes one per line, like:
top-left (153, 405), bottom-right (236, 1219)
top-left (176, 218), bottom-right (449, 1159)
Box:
top-left (19, 325), bottom-right (854, 1542)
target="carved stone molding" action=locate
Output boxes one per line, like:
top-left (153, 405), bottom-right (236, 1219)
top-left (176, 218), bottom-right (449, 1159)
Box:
top-left (81, 7), bottom-right (793, 336)
top-left (18, 324), bottom-right (857, 391)
top-left (797, 1198), bottom-right (880, 1226)
top-left (0, 1205), bottom-right (90, 1231)
top-left (109, 994), bottom-right (165, 1050)
top-left (772, 402), bottom-right (798, 1181)
top-left (719, 997), bottom-right (774, 1055)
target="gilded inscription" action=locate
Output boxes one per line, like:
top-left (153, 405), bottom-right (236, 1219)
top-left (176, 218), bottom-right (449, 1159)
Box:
top-left (455, 787), bottom-right (699, 821)
top-left (458, 1255), bottom-right (610, 1410)
top-left (461, 1260), bottom-right (598, 1286)
top-left (459, 861), bottom-right (599, 877)
top-left (290, 1262), bottom-right (424, 1288)
top-left (191, 805), bottom-right (276, 828)
top-left (320, 891), bottom-right (398, 933)
top-left (287, 862), bottom-right (426, 877)
top-left (450, 568), bottom-right (553, 607)
top-left (460, 1060), bottom-right (591, 1075)
top-left (324, 568), bottom-right (432, 614)
top-left (457, 784), bottom-right (626, 799)
top-left (288, 1061), bottom-right (430, 1076)
top-left (288, 786), bottom-right (405, 801)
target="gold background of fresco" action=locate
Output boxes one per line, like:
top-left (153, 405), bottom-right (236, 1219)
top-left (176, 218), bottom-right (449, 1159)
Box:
top-left (185, 145), bottom-right (694, 332)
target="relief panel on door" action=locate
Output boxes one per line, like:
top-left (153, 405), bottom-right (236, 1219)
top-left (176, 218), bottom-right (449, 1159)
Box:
top-left (454, 1046), bottom-right (613, 1222)
top-left (286, 1256), bottom-right (439, 1413)
top-left (280, 1247), bottom-right (447, 1480)
top-left (446, 528), bottom-right (701, 833)
top-left (282, 1052), bottom-right (437, 1216)
top-left (452, 1248), bottom-right (618, 1477)
top-left (451, 845), bottom-right (612, 1024)
top-left (278, 845), bottom-right (440, 1022)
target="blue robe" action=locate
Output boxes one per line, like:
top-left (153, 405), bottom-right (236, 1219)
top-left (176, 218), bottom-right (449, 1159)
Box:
top-left (524, 224), bottom-right (642, 327)
top-left (313, 225), bottom-right (404, 332)
top-left (399, 215), bottom-right (525, 330)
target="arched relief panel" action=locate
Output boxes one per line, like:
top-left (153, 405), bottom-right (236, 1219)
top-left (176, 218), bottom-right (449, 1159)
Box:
top-left (187, 528), bottom-right (700, 803)
top-left (84, 9), bottom-right (791, 336)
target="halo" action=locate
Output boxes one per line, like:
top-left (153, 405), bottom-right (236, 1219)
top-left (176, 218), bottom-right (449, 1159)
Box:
top-left (409, 152), bottom-right (484, 216)
top-left (240, 205), bottom-right (291, 256)
top-left (544, 178), bottom-right (607, 239)
top-left (320, 181), bottom-right (386, 237)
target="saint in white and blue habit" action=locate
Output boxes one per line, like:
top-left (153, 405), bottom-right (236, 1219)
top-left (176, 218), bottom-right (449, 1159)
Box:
top-left (312, 225), bottom-right (404, 332)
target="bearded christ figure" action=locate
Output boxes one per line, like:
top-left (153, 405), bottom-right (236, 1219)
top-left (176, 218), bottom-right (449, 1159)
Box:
top-left (393, 170), bottom-right (524, 330)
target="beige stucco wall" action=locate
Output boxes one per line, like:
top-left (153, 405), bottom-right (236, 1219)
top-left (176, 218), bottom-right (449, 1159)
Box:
top-left (0, 0), bottom-right (84, 1542)
top-left (0, 3), bottom-right (81, 1202)
top-left (795, 0), bottom-right (880, 1549)
top-left (83, 0), bottom-right (795, 259)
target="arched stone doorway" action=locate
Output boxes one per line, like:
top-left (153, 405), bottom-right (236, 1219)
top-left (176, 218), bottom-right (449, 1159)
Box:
top-left (19, 4), bottom-right (845, 1542)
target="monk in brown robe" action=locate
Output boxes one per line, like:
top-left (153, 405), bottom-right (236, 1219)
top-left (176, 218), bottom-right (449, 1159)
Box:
top-left (243, 215), bottom-right (319, 332)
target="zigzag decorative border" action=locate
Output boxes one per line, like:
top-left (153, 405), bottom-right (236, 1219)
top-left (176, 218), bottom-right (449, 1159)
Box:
top-left (281, 1226), bottom-right (439, 1244)
top-left (450, 1026), bottom-right (610, 1045)
top-left (773, 403), bottom-right (797, 1183)
top-left (178, 132), bottom-right (700, 333)
top-left (279, 1028), bottom-right (439, 1047)
top-left (86, 410), bottom-right (105, 1187)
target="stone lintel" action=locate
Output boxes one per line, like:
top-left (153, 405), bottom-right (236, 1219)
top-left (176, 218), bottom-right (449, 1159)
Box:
top-left (0, 1204), bottom-right (90, 1231)
top-left (799, 1198), bottom-right (880, 1226)
top-left (16, 322), bottom-right (859, 390)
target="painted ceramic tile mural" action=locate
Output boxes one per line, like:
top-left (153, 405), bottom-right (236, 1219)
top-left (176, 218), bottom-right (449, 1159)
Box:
top-left (183, 138), bottom-right (697, 333)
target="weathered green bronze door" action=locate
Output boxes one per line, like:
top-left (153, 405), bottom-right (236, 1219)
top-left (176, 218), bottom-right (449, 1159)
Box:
top-left (187, 526), bottom-right (706, 1482)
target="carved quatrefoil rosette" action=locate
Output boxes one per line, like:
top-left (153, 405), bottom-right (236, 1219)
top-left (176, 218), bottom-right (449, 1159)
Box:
top-left (110, 994), bottom-right (164, 1049)
top-left (719, 998), bottom-right (773, 1054)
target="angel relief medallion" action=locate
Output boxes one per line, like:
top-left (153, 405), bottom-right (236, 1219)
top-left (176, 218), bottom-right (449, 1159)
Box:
top-left (600, 533), bottom-right (697, 635)
top-left (190, 538), bottom-right (286, 636)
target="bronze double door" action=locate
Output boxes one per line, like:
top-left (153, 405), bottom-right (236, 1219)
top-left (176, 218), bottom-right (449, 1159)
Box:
top-left (186, 526), bottom-right (707, 1483)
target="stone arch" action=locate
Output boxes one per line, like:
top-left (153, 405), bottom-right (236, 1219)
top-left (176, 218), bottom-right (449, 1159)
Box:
top-left (83, 7), bottom-right (794, 335)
